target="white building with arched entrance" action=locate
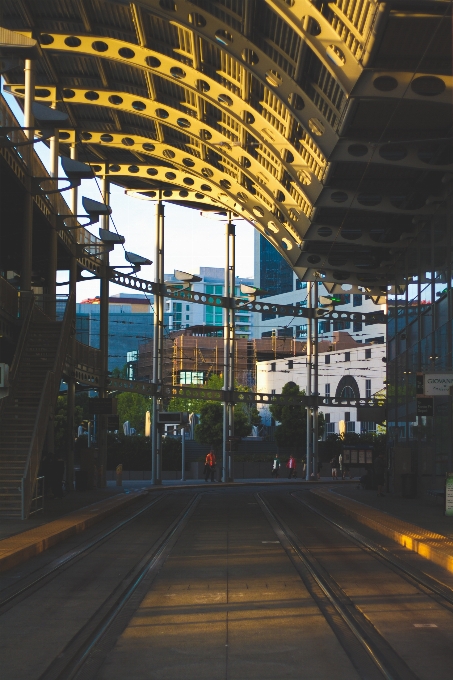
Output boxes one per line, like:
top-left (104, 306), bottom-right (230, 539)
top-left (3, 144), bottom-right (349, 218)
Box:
top-left (256, 332), bottom-right (386, 436)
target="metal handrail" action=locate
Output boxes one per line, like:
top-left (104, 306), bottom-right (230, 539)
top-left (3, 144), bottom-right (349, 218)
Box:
top-left (0, 275), bottom-right (19, 319)
top-left (0, 294), bottom-right (34, 418)
top-left (21, 292), bottom-right (75, 519)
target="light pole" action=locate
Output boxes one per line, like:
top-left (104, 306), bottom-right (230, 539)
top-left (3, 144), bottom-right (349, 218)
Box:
top-left (152, 192), bottom-right (164, 485)
top-left (223, 212), bottom-right (235, 482)
top-left (306, 281), bottom-right (312, 480)
top-left (312, 280), bottom-right (319, 478)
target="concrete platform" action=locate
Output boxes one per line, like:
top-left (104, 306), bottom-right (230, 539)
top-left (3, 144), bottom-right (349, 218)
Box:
top-left (311, 486), bottom-right (453, 574)
top-left (0, 490), bottom-right (147, 572)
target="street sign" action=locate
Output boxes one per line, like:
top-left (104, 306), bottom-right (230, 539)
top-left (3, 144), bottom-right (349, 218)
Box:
top-left (424, 373), bottom-right (453, 396)
top-left (88, 398), bottom-right (117, 415)
top-left (416, 374), bottom-right (424, 395)
top-left (416, 398), bottom-right (433, 416)
top-left (157, 412), bottom-right (189, 425)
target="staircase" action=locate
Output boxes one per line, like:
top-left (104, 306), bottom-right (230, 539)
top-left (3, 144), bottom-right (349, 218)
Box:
top-left (0, 296), bottom-right (74, 518)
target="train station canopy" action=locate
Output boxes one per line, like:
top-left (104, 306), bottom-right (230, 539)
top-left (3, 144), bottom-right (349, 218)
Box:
top-left (1, 0), bottom-right (452, 294)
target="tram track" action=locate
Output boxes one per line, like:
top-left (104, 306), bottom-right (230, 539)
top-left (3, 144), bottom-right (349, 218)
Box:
top-left (0, 492), bottom-right (168, 614)
top-left (256, 492), bottom-right (420, 680)
top-left (37, 492), bottom-right (200, 680)
top-left (291, 492), bottom-right (453, 614)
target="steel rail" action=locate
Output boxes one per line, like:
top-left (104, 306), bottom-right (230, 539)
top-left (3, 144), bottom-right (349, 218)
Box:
top-left (291, 492), bottom-right (453, 611)
top-left (0, 492), bottom-right (166, 613)
top-left (38, 492), bottom-right (200, 680)
top-left (256, 492), bottom-right (418, 680)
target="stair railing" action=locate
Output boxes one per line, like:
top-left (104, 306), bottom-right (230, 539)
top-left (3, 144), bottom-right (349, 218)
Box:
top-left (0, 293), bottom-right (34, 419)
top-left (21, 293), bottom-right (75, 519)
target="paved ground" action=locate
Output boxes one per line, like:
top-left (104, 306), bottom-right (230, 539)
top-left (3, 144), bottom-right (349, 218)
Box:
top-left (2, 484), bottom-right (453, 680)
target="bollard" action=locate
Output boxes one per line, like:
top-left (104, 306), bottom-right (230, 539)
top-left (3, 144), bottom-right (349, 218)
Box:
top-left (116, 463), bottom-right (123, 487)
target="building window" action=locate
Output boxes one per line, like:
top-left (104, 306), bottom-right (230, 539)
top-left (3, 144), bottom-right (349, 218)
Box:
top-left (271, 389), bottom-right (276, 395)
top-left (353, 321), bottom-right (362, 333)
top-left (341, 386), bottom-right (355, 399)
top-left (325, 383), bottom-right (330, 397)
top-left (353, 294), bottom-right (362, 307)
top-left (287, 360), bottom-right (293, 369)
top-left (361, 421), bottom-right (376, 433)
top-left (346, 421), bottom-right (356, 433)
top-left (319, 320), bottom-right (330, 333)
top-left (366, 379), bottom-right (371, 398)
top-left (345, 352), bottom-right (350, 362)
top-left (186, 305), bottom-right (190, 311)
top-left (345, 411), bottom-right (350, 422)
top-left (296, 280), bottom-right (307, 290)
top-left (270, 362), bottom-right (276, 372)
top-left (325, 355), bottom-right (330, 364)
top-left (365, 348), bottom-right (371, 359)
top-left (324, 413), bottom-right (330, 423)
top-left (180, 371), bottom-right (204, 385)
top-left (326, 422), bottom-right (336, 435)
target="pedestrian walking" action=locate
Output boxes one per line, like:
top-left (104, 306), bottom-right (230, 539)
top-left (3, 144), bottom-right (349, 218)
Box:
top-left (204, 449), bottom-right (216, 482)
top-left (330, 456), bottom-right (338, 480)
top-left (317, 460), bottom-right (323, 480)
top-left (271, 455), bottom-right (281, 478)
top-left (374, 453), bottom-right (386, 497)
top-left (286, 455), bottom-right (297, 479)
top-left (338, 452), bottom-right (344, 479)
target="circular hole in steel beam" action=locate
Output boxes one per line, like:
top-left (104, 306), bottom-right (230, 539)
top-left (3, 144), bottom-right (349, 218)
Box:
top-left (64, 36), bottom-right (81, 47)
top-left (147, 168), bottom-right (158, 176)
top-left (242, 49), bottom-right (259, 65)
top-left (156, 108), bottom-right (169, 119)
top-left (119, 47), bottom-right (135, 59)
top-left (288, 92), bottom-right (304, 110)
top-left (128, 165), bottom-right (139, 173)
top-left (183, 158), bottom-right (195, 167)
top-left (100, 134), bottom-right (113, 142)
top-left (142, 143), bottom-right (155, 152)
top-left (411, 76), bottom-right (446, 96)
top-left (348, 143), bottom-right (368, 157)
top-left (132, 100), bottom-right (147, 111)
top-left (92, 40), bottom-right (108, 53)
top-left (188, 13), bottom-right (206, 28)
top-left (215, 30), bottom-right (233, 46)
top-left (170, 66), bottom-right (186, 79)
top-left (39, 34), bottom-right (54, 45)
top-left (146, 56), bottom-right (161, 68)
top-left (163, 149), bottom-right (175, 158)
top-left (109, 95), bottom-right (123, 105)
top-left (122, 137), bottom-right (135, 146)
top-left (84, 90), bottom-right (99, 101)
top-left (373, 76), bottom-right (398, 91)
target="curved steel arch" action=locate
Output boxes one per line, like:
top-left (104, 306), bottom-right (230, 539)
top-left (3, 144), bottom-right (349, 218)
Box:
top-left (35, 32), bottom-right (327, 183)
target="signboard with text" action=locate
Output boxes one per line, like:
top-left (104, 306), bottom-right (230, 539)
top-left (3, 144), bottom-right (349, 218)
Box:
top-left (416, 398), bottom-right (433, 416)
top-left (424, 374), bottom-right (453, 396)
top-left (446, 474), bottom-right (453, 517)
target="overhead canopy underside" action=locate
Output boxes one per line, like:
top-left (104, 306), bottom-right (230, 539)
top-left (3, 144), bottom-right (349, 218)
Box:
top-left (2, 0), bottom-right (452, 293)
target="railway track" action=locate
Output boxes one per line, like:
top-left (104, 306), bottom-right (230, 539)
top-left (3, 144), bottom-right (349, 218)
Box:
top-left (257, 492), bottom-right (420, 680)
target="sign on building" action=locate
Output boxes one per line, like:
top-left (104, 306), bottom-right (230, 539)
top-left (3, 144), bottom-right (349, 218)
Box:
top-left (424, 374), bottom-right (453, 396)
top-left (416, 398), bottom-right (433, 416)
top-left (446, 474), bottom-right (453, 517)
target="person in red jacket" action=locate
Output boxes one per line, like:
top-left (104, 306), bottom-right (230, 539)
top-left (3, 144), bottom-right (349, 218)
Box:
top-left (204, 450), bottom-right (217, 482)
top-left (286, 455), bottom-right (297, 479)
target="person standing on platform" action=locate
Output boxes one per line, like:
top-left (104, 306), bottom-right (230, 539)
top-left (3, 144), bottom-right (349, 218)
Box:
top-left (330, 456), bottom-right (338, 480)
top-left (272, 455), bottom-right (281, 478)
top-left (286, 455), bottom-right (297, 479)
top-left (204, 449), bottom-right (216, 482)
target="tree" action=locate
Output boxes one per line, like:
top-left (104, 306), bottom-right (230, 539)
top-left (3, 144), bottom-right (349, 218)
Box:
top-left (194, 400), bottom-right (255, 452)
top-left (111, 364), bottom-right (128, 378)
top-left (269, 381), bottom-right (324, 455)
top-left (167, 373), bottom-right (223, 414)
top-left (116, 392), bottom-right (152, 434)
top-left (194, 401), bottom-right (224, 451)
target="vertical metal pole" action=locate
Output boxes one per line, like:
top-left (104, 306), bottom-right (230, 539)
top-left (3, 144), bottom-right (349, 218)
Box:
top-left (181, 426), bottom-right (186, 481)
top-left (66, 143), bottom-right (78, 492)
top-left (22, 59), bottom-right (35, 294)
top-left (306, 281), bottom-right (312, 480)
top-left (152, 194), bottom-right (163, 485)
top-left (157, 198), bottom-right (165, 483)
top-left (48, 105), bottom-right (59, 319)
top-left (312, 280), bottom-right (319, 478)
top-left (222, 216), bottom-right (231, 483)
top-left (228, 218), bottom-right (236, 482)
top-left (98, 174), bottom-right (110, 487)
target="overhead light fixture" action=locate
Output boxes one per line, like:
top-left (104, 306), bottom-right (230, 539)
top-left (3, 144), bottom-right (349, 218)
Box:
top-left (58, 196), bottom-right (112, 230)
top-left (33, 153), bottom-right (93, 196)
top-left (174, 270), bottom-right (202, 283)
top-left (0, 101), bottom-right (70, 148)
top-left (239, 283), bottom-right (268, 302)
top-left (99, 229), bottom-right (125, 251)
top-left (124, 251), bottom-right (152, 273)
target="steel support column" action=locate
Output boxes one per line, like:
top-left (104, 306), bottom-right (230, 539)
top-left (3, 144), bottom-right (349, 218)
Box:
top-left (312, 280), bottom-right (319, 479)
top-left (66, 142), bottom-right (78, 492)
top-left (152, 194), bottom-right (164, 485)
top-left (306, 281), bottom-right (312, 481)
top-left (222, 213), bottom-right (235, 482)
top-left (47, 108), bottom-right (59, 319)
top-left (98, 175), bottom-right (110, 487)
top-left (21, 59), bottom-right (35, 295)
